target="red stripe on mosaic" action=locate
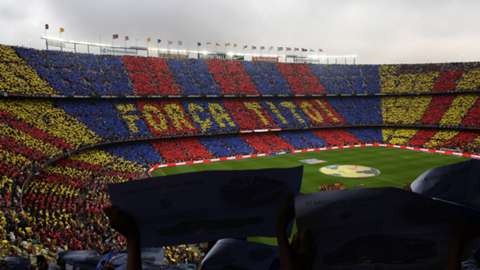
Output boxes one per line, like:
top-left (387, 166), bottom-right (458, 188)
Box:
top-left (123, 56), bottom-right (181, 95)
top-left (276, 63), bottom-right (325, 94)
top-left (207, 59), bottom-right (259, 95)
top-left (432, 70), bottom-right (463, 92)
top-left (152, 138), bottom-right (214, 164)
top-left (461, 97), bottom-right (480, 127)
top-left (407, 130), bottom-right (438, 147)
top-left (241, 133), bottom-right (295, 154)
top-left (0, 112), bottom-right (74, 150)
top-left (0, 136), bottom-right (48, 161)
top-left (420, 96), bottom-right (455, 125)
top-left (313, 129), bottom-right (360, 145)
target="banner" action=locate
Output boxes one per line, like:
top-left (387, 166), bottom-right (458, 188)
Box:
top-left (411, 159), bottom-right (480, 210)
top-left (201, 239), bottom-right (278, 270)
top-left (108, 167), bottom-right (303, 247)
top-left (295, 187), bottom-right (480, 270)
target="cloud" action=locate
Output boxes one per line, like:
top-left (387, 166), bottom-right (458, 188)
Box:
top-left (0, 0), bottom-right (479, 63)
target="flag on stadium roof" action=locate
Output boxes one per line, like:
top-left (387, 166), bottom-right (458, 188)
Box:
top-left (277, 47), bottom-right (283, 51)
top-left (157, 39), bottom-right (161, 43)
top-left (112, 34), bottom-right (119, 39)
top-left (243, 45), bottom-right (248, 49)
top-left (59, 27), bottom-right (64, 33)
top-left (309, 48), bottom-right (315, 52)
top-left (197, 42), bottom-right (202, 47)
top-left (301, 48), bottom-right (308, 52)
top-left (125, 36), bottom-right (129, 41)
top-left (286, 47), bottom-right (292, 51)
top-left (251, 45), bottom-right (256, 50)
top-left (225, 42), bottom-right (231, 47)
top-left (233, 43), bottom-right (237, 47)
top-left (294, 48), bottom-right (299, 51)
top-left (178, 41), bottom-right (183, 46)
top-left (206, 42), bottom-right (212, 45)
top-left (216, 42), bottom-right (221, 46)
top-left (260, 46), bottom-right (265, 50)
top-left (318, 48), bottom-right (323, 52)
top-left (146, 37), bottom-right (151, 42)
top-left (168, 40), bottom-right (173, 45)
top-left (44, 24), bottom-right (49, 30)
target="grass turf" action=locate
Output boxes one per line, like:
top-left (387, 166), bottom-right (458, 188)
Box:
top-left (151, 147), bottom-right (466, 192)
top-left (150, 147), bottom-right (467, 245)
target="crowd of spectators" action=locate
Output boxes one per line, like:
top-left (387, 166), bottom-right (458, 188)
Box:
top-left (168, 59), bottom-right (221, 96)
top-left (383, 128), bottom-right (480, 153)
top-left (0, 45), bottom-right (55, 95)
top-left (380, 63), bottom-right (480, 94)
top-left (1, 43), bottom-right (480, 268)
top-left (15, 47), bottom-right (132, 96)
top-left (2, 45), bottom-right (480, 97)
top-left (310, 64), bottom-right (381, 94)
top-left (0, 98), bottom-right (372, 146)
top-left (277, 63), bottom-right (325, 95)
top-left (382, 94), bottom-right (480, 128)
top-left (123, 56), bottom-right (181, 96)
top-left (206, 59), bottom-right (259, 95)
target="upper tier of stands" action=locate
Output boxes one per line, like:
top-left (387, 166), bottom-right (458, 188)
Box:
top-left (2, 44), bottom-right (480, 97)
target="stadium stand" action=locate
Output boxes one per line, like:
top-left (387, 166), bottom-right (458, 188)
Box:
top-left (123, 56), bottom-right (181, 96)
top-left (309, 64), bottom-right (381, 94)
top-left (243, 61), bottom-right (292, 95)
top-left (0, 44), bottom-right (479, 266)
top-left (15, 47), bottom-right (132, 96)
top-left (276, 63), bottom-right (325, 95)
top-left (206, 59), bottom-right (259, 95)
top-left (167, 59), bottom-right (221, 96)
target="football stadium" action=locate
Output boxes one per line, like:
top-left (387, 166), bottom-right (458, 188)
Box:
top-left (1, 1), bottom-right (480, 269)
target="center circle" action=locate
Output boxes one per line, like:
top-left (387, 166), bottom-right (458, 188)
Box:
top-left (319, 164), bottom-right (381, 178)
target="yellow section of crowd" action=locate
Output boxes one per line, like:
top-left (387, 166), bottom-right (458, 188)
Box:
top-left (380, 65), bottom-right (439, 93)
top-left (382, 96), bottom-right (432, 125)
top-left (457, 68), bottom-right (480, 91)
top-left (424, 131), bottom-right (460, 149)
top-left (71, 149), bottom-right (145, 175)
top-left (0, 99), bottom-right (101, 148)
top-left (0, 45), bottom-right (55, 95)
top-left (439, 95), bottom-right (477, 126)
top-left (382, 128), bottom-right (418, 145)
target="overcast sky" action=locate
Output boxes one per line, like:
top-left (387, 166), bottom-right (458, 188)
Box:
top-left (1, 0), bottom-right (479, 64)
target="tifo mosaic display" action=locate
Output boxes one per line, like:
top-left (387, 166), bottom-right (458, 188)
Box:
top-left (0, 43), bottom-right (479, 259)
top-left (1, 45), bottom-right (479, 96)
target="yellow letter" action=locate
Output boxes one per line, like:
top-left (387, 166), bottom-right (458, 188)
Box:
top-left (314, 100), bottom-right (340, 123)
top-left (244, 102), bottom-right (270, 125)
top-left (280, 101), bottom-right (306, 125)
top-left (265, 102), bottom-right (288, 124)
top-left (209, 103), bottom-right (236, 128)
top-left (188, 103), bottom-right (212, 132)
top-left (163, 103), bottom-right (194, 130)
top-left (116, 104), bottom-right (140, 133)
top-left (142, 104), bottom-right (168, 132)
top-left (300, 101), bottom-right (324, 124)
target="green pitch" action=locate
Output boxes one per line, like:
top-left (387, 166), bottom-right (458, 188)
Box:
top-left (150, 147), bottom-right (466, 192)
top-left (150, 147), bottom-right (467, 245)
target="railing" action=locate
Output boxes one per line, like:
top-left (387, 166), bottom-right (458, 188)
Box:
top-left (41, 36), bottom-right (358, 64)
